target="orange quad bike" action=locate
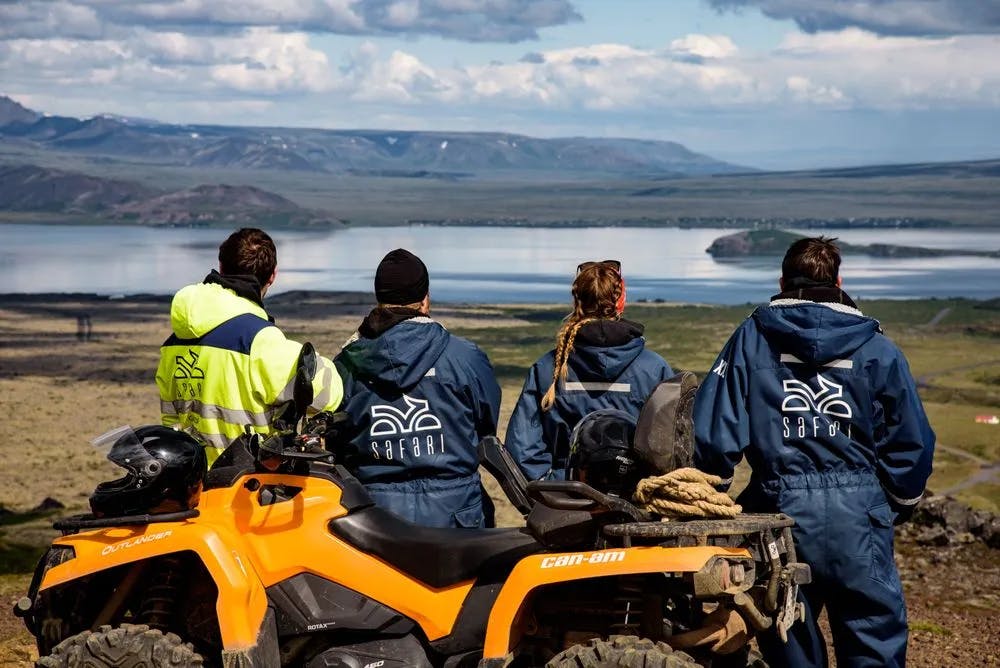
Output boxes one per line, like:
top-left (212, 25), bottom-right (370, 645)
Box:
top-left (16, 348), bottom-right (809, 668)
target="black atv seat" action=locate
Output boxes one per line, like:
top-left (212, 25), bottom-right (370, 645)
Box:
top-left (329, 506), bottom-right (542, 588)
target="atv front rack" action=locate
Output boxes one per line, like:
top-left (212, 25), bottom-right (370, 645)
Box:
top-left (604, 512), bottom-right (809, 633)
top-left (603, 513), bottom-right (794, 542)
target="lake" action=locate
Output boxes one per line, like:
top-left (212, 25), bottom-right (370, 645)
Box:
top-left (2, 224), bottom-right (999, 305)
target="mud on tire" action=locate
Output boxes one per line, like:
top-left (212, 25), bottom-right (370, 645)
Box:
top-left (546, 635), bottom-right (698, 667)
top-left (37, 623), bottom-right (204, 667)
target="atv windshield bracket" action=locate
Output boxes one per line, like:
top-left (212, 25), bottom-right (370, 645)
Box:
top-left (53, 509), bottom-right (200, 534)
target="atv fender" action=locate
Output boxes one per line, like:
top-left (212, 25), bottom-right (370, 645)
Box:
top-left (38, 521), bottom-right (269, 652)
top-left (481, 544), bottom-right (752, 659)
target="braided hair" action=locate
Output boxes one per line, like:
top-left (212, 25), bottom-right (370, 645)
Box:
top-left (541, 263), bottom-right (624, 411)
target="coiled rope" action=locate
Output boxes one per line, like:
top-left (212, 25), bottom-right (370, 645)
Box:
top-left (632, 468), bottom-right (742, 519)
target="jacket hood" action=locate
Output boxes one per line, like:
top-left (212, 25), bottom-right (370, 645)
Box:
top-left (753, 299), bottom-right (880, 365)
top-left (170, 282), bottom-right (268, 339)
top-left (569, 319), bottom-right (646, 380)
top-left (341, 317), bottom-right (450, 390)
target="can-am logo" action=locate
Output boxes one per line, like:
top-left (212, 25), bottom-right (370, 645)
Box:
top-left (540, 551), bottom-right (626, 569)
top-left (101, 530), bottom-right (173, 556)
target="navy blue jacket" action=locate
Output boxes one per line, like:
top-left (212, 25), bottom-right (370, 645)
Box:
top-left (693, 297), bottom-right (935, 516)
top-left (694, 294), bottom-right (935, 667)
top-left (334, 311), bottom-right (501, 528)
top-left (506, 319), bottom-right (674, 481)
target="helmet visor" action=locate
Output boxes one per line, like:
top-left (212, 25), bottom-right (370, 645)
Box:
top-left (91, 425), bottom-right (163, 480)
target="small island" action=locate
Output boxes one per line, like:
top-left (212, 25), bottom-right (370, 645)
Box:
top-left (706, 229), bottom-right (1000, 259)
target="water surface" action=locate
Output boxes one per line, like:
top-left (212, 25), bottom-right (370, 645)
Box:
top-left (2, 224), bottom-right (998, 304)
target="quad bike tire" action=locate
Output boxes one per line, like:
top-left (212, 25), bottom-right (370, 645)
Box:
top-left (546, 635), bottom-right (698, 667)
top-left (37, 623), bottom-right (204, 667)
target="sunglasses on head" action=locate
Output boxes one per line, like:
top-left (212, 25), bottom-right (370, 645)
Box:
top-left (576, 259), bottom-right (621, 275)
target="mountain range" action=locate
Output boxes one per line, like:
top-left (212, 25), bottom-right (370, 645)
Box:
top-left (0, 95), bottom-right (746, 177)
top-left (3, 94), bottom-right (999, 228)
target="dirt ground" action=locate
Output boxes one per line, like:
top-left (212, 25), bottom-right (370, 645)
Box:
top-left (1, 294), bottom-right (997, 667)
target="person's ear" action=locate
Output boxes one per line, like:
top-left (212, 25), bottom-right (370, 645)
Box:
top-left (836, 276), bottom-right (843, 288)
top-left (261, 268), bottom-right (277, 297)
top-left (420, 294), bottom-right (430, 315)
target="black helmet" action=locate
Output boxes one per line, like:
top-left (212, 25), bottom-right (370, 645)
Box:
top-left (568, 409), bottom-right (645, 498)
top-left (89, 425), bottom-right (207, 518)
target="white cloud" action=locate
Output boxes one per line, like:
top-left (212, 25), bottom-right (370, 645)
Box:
top-left (2, 20), bottom-right (1000, 132)
top-left (669, 34), bottom-right (739, 60)
top-left (1, 28), bottom-right (336, 95)
top-left (770, 29), bottom-right (1000, 109)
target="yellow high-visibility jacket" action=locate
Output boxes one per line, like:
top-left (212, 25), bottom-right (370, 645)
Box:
top-left (156, 282), bottom-right (343, 466)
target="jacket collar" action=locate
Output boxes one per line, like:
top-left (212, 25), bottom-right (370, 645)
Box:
top-left (575, 318), bottom-right (645, 347)
top-left (203, 270), bottom-right (273, 321)
top-left (358, 306), bottom-right (431, 338)
top-left (770, 285), bottom-right (860, 312)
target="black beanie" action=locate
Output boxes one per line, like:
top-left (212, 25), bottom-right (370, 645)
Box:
top-left (375, 248), bottom-right (429, 305)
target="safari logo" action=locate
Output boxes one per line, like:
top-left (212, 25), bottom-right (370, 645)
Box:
top-left (369, 396), bottom-right (445, 461)
top-left (781, 375), bottom-right (853, 418)
top-left (370, 395), bottom-right (443, 436)
top-left (781, 374), bottom-right (854, 440)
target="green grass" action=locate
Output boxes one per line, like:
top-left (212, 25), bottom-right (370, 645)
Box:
top-left (923, 403), bottom-right (1000, 462)
top-left (909, 620), bottom-right (953, 636)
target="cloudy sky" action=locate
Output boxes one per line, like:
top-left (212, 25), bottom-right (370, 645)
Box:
top-left (2, 0), bottom-right (999, 169)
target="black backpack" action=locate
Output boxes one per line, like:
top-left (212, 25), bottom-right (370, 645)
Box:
top-left (633, 371), bottom-right (700, 475)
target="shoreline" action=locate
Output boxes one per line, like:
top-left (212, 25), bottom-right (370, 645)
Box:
top-left (1, 292), bottom-right (998, 309)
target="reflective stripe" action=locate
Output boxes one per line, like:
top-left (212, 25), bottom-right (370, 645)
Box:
top-left (885, 488), bottom-right (923, 507)
top-left (780, 353), bottom-right (854, 369)
top-left (425, 368), bottom-right (436, 377)
top-left (160, 399), bottom-right (276, 427)
top-left (311, 365), bottom-right (338, 410)
top-left (276, 376), bottom-right (296, 403)
top-left (769, 298), bottom-right (865, 318)
top-left (196, 432), bottom-right (232, 451)
top-left (562, 381), bottom-right (631, 392)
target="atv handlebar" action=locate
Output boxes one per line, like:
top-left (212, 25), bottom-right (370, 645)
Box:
top-left (256, 411), bottom-right (349, 464)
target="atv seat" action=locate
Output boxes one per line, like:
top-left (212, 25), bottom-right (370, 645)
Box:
top-left (329, 506), bottom-right (542, 588)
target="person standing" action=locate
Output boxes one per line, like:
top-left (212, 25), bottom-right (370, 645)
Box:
top-left (692, 236), bottom-right (935, 667)
top-left (505, 260), bottom-right (674, 481)
top-left (334, 248), bottom-right (501, 528)
top-left (156, 227), bottom-right (343, 466)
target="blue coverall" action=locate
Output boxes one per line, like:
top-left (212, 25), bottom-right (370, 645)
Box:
top-left (335, 313), bottom-right (501, 528)
top-left (694, 296), bottom-right (935, 667)
top-left (506, 318), bottom-right (673, 480)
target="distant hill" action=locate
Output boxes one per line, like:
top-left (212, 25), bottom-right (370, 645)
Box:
top-left (0, 164), bottom-right (153, 212)
top-left (0, 95), bottom-right (748, 177)
top-left (706, 229), bottom-right (1000, 259)
top-left (0, 162), bottom-right (342, 227)
top-left (733, 158), bottom-right (1000, 180)
top-left (0, 96), bottom-right (40, 128)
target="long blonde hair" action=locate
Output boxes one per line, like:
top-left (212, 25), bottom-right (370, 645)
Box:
top-left (540, 263), bottom-right (624, 411)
